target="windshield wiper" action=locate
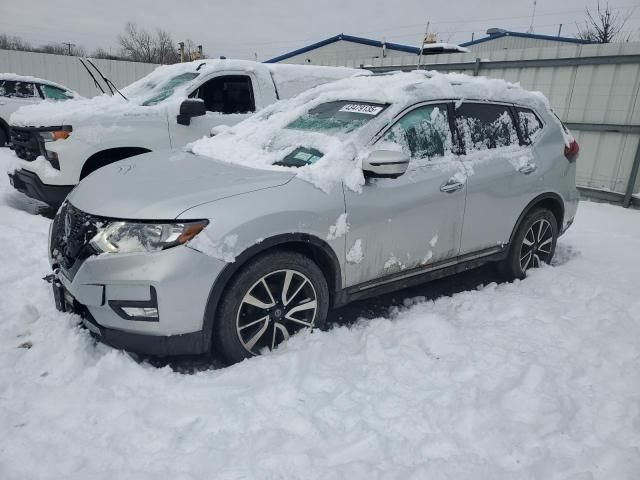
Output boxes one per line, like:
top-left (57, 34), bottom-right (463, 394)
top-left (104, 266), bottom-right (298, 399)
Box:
top-left (78, 58), bottom-right (106, 95)
top-left (86, 58), bottom-right (128, 101)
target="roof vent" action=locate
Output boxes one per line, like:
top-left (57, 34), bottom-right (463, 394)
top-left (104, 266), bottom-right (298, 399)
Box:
top-left (486, 28), bottom-right (507, 36)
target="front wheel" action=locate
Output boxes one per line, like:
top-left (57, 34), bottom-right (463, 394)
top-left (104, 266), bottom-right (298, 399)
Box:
top-left (213, 251), bottom-right (330, 364)
top-left (500, 208), bottom-right (558, 280)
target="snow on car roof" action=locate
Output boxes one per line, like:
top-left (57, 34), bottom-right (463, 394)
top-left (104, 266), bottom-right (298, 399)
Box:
top-left (10, 59), bottom-right (362, 128)
top-left (190, 70), bottom-right (555, 192)
top-left (0, 73), bottom-right (78, 95)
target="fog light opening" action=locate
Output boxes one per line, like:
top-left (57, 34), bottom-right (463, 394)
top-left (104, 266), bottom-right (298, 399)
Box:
top-left (108, 286), bottom-right (159, 322)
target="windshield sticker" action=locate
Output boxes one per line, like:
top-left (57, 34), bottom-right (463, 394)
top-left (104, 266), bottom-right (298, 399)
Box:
top-left (339, 104), bottom-right (384, 115)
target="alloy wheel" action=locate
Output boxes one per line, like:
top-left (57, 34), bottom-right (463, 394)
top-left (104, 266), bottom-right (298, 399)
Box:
top-left (236, 269), bottom-right (318, 355)
top-left (519, 218), bottom-right (554, 272)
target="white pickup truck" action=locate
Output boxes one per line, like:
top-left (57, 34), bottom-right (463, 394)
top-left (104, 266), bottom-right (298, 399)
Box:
top-left (8, 59), bottom-right (363, 207)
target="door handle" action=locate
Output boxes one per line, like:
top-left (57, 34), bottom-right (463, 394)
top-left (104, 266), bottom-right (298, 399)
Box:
top-left (440, 179), bottom-right (465, 193)
top-left (518, 163), bottom-right (537, 175)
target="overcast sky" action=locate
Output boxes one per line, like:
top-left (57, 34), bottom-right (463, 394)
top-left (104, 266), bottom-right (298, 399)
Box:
top-left (1, 0), bottom-right (638, 61)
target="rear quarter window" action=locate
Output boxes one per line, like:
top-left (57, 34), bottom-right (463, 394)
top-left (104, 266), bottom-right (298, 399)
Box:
top-left (516, 107), bottom-right (544, 144)
top-left (455, 102), bottom-right (519, 152)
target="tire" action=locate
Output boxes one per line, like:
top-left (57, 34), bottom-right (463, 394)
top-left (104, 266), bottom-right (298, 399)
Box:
top-left (0, 127), bottom-right (7, 147)
top-left (213, 250), bottom-right (330, 364)
top-left (499, 208), bottom-right (558, 280)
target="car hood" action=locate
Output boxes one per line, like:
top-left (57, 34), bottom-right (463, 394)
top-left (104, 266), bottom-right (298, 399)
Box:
top-left (68, 150), bottom-right (295, 219)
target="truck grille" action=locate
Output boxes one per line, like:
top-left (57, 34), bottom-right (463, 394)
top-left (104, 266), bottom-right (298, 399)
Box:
top-left (11, 126), bottom-right (45, 161)
top-left (50, 202), bottom-right (103, 273)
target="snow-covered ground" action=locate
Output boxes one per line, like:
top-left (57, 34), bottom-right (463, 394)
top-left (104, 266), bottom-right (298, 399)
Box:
top-left (1, 147), bottom-right (639, 479)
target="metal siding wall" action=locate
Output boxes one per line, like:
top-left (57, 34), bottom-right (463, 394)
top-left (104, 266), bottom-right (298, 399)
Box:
top-left (0, 49), bottom-right (158, 97)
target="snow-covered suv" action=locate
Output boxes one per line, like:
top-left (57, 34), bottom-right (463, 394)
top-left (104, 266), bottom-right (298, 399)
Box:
top-left (0, 74), bottom-right (77, 146)
top-left (47, 71), bottom-right (579, 365)
top-left (8, 60), bottom-right (362, 207)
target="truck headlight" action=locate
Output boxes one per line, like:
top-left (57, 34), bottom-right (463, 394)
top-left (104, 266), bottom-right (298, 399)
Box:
top-left (40, 130), bottom-right (71, 142)
top-left (90, 220), bottom-right (208, 254)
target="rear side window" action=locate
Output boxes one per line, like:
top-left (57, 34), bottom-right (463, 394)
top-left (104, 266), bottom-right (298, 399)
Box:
top-left (0, 80), bottom-right (36, 98)
top-left (381, 104), bottom-right (452, 160)
top-left (455, 103), bottom-right (518, 152)
top-left (516, 107), bottom-right (544, 143)
top-left (192, 75), bottom-right (255, 114)
top-left (39, 84), bottom-right (74, 101)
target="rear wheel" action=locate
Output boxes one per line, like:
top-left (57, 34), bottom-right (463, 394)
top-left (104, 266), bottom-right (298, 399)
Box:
top-left (500, 208), bottom-right (558, 280)
top-left (213, 251), bottom-right (329, 364)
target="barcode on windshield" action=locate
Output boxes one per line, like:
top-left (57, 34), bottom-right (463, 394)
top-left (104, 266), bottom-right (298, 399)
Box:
top-left (339, 104), bottom-right (383, 115)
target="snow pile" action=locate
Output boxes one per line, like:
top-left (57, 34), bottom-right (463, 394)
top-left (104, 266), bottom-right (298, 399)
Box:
top-left (9, 60), bottom-right (362, 129)
top-left (327, 213), bottom-right (349, 240)
top-left (2, 146), bottom-right (640, 478)
top-left (190, 70), bottom-right (559, 193)
top-left (188, 228), bottom-right (239, 263)
top-left (346, 239), bottom-right (364, 263)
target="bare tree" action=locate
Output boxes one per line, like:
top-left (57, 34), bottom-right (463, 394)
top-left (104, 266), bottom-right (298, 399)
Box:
top-left (576, 2), bottom-right (632, 43)
top-left (117, 22), bottom-right (181, 64)
top-left (0, 33), bottom-right (32, 51)
top-left (118, 22), bottom-right (155, 62)
top-left (155, 29), bottom-right (179, 64)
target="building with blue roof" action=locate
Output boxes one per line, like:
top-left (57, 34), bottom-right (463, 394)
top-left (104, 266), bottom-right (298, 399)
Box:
top-left (265, 29), bottom-right (593, 65)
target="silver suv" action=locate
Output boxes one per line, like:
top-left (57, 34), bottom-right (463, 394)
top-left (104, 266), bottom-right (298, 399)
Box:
top-left (48, 72), bottom-right (579, 364)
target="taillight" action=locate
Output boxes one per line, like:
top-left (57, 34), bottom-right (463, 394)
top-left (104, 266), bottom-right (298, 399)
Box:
top-left (564, 140), bottom-right (579, 162)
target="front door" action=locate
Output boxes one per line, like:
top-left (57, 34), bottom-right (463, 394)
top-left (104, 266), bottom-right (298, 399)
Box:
top-left (169, 74), bottom-right (257, 147)
top-left (344, 103), bottom-right (467, 287)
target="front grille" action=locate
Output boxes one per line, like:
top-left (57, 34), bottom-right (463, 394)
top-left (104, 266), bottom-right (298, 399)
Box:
top-left (11, 127), bottom-right (45, 161)
top-left (50, 202), bottom-right (104, 273)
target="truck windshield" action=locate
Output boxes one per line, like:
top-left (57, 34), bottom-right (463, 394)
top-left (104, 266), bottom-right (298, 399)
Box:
top-left (142, 72), bottom-right (199, 106)
top-left (286, 100), bottom-right (387, 133)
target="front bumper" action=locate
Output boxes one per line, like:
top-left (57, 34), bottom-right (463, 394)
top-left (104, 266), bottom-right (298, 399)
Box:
top-left (9, 169), bottom-right (73, 207)
top-left (51, 244), bottom-right (228, 356)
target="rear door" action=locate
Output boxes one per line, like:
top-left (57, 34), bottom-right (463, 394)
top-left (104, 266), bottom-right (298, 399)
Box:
top-left (344, 102), bottom-right (467, 287)
top-left (169, 73), bottom-right (259, 147)
top-left (456, 102), bottom-right (542, 254)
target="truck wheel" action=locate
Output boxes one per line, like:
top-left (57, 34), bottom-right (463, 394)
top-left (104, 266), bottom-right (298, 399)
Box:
top-left (213, 250), bottom-right (329, 364)
top-left (500, 208), bottom-right (558, 280)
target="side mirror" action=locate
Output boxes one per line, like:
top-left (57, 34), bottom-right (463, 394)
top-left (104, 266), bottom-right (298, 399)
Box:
top-left (177, 99), bottom-right (206, 126)
top-left (362, 150), bottom-right (409, 179)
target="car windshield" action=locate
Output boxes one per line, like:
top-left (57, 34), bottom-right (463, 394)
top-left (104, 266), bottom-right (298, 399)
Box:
top-left (141, 72), bottom-right (199, 106)
top-left (276, 100), bottom-right (387, 167)
top-left (286, 100), bottom-right (387, 133)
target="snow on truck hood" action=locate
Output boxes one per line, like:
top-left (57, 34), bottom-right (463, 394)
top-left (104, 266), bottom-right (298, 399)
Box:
top-left (9, 59), bottom-right (362, 128)
top-left (189, 70), bottom-right (557, 193)
top-left (68, 150), bottom-right (295, 219)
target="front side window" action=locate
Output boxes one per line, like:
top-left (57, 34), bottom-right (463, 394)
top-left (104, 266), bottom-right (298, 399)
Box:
top-left (142, 72), bottom-right (199, 106)
top-left (455, 103), bottom-right (518, 152)
top-left (192, 75), bottom-right (255, 114)
top-left (39, 84), bottom-right (74, 101)
top-left (0, 80), bottom-right (36, 98)
top-left (516, 107), bottom-right (543, 143)
top-left (381, 104), bottom-right (452, 160)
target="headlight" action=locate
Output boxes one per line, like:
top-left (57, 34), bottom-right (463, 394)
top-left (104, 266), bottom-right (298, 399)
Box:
top-left (90, 220), bottom-right (208, 254)
top-left (40, 130), bottom-right (71, 142)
